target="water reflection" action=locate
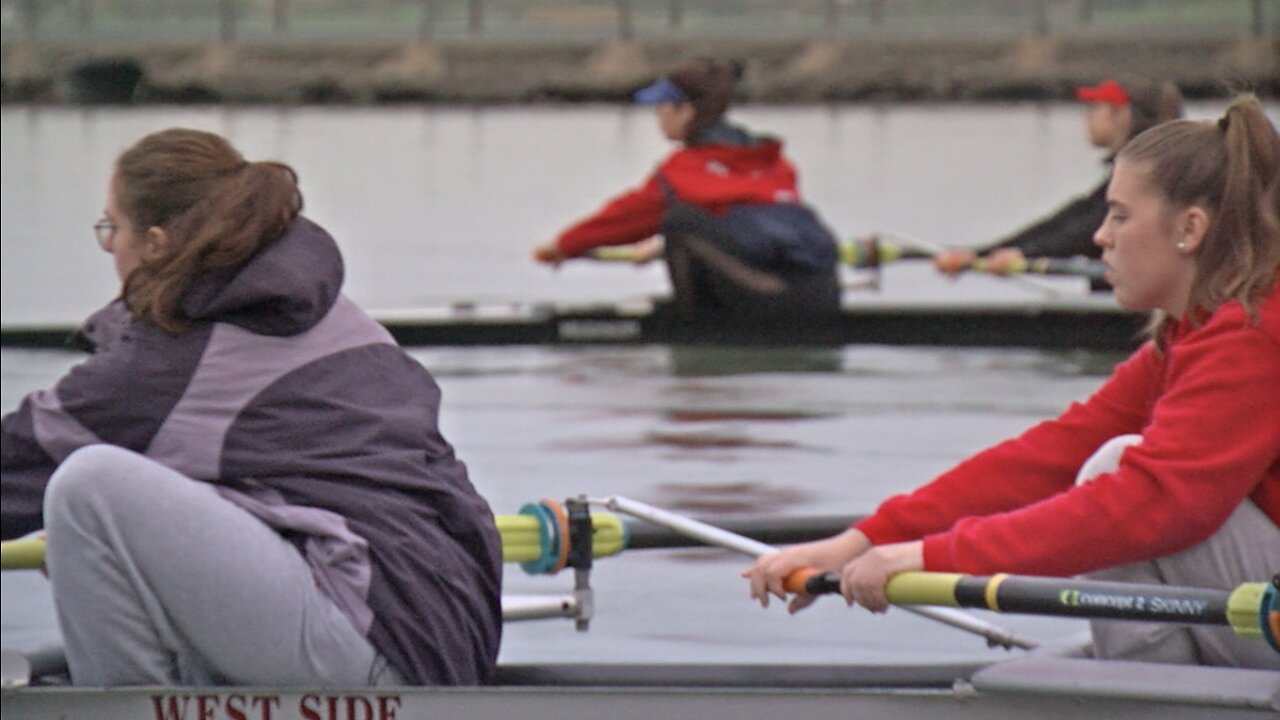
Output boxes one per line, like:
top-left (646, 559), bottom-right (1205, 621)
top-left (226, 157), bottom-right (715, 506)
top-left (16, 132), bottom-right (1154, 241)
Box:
top-left (669, 346), bottom-right (845, 375)
top-left (648, 480), bottom-right (814, 514)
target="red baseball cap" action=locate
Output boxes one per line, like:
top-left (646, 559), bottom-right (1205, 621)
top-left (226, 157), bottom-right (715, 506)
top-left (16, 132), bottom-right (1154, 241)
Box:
top-left (1076, 79), bottom-right (1130, 107)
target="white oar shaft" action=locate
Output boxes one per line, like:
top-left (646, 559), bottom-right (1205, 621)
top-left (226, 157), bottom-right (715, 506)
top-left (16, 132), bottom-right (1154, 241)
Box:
top-left (899, 607), bottom-right (1036, 650)
top-left (598, 496), bottom-right (776, 557)
top-left (595, 495), bottom-right (1038, 651)
top-left (1007, 272), bottom-right (1065, 297)
top-left (877, 232), bottom-right (947, 257)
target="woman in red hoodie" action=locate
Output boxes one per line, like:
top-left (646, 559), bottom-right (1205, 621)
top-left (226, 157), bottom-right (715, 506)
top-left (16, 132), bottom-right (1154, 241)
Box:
top-left (744, 95), bottom-right (1280, 669)
top-left (532, 58), bottom-right (840, 318)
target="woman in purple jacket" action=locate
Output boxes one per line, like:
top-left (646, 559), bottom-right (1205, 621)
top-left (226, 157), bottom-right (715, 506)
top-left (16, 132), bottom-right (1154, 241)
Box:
top-left (0, 129), bottom-right (503, 686)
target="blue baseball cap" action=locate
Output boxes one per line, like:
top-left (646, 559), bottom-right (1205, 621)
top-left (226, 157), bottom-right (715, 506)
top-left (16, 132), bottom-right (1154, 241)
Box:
top-left (633, 77), bottom-right (687, 105)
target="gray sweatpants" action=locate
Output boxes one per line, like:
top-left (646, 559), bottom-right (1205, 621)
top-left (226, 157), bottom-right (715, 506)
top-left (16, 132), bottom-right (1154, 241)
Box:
top-left (1079, 435), bottom-right (1280, 669)
top-left (43, 444), bottom-right (401, 686)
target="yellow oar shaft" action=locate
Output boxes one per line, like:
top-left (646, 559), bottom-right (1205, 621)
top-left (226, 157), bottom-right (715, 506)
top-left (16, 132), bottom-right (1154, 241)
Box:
top-left (1, 512), bottom-right (628, 571)
top-left (495, 512), bottom-right (626, 563)
top-left (1, 537), bottom-right (46, 571)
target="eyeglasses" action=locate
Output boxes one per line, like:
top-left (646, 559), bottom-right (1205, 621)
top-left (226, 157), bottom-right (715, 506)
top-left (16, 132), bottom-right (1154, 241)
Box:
top-left (93, 218), bottom-right (116, 249)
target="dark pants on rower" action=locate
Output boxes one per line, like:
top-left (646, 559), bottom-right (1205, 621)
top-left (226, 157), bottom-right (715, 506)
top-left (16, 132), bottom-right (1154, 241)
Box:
top-left (661, 203), bottom-right (840, 318)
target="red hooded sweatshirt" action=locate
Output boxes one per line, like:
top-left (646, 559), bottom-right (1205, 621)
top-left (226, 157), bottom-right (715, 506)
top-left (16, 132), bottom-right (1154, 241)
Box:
top-left (856, 280), bottom-right (1280, 577)
top-left (554, 139), bottom-right (802, 258)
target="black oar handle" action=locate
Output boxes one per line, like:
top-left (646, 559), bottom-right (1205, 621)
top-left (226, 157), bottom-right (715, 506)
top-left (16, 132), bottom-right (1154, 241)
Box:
top-left (783, 568), bottom-right (841, 596)
top-left (956, 575), bottom-right (1233, 626)
top-left (806, 571), bottom-right (842, 595)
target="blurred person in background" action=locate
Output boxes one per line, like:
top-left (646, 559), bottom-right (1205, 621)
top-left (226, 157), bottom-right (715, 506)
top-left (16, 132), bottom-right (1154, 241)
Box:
top-left (532, 58), bottom-right (841, 319)
top-left (933, 76), bottom-right (1184, 289)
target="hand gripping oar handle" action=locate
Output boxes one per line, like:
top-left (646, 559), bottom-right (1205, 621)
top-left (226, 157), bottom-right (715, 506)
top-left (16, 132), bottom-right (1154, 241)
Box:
top-left (787, 569), bottom-right (1278, 651)
top-left (873, 232), bottom-right (1067, 297)
top-left (596, 495), bottom-right (1037, 650)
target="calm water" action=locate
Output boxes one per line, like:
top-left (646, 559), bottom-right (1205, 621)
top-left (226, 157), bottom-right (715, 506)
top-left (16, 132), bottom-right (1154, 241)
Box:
top-left (2, 344), bottom-right (1109, 666)
top-left (0, 101), bottom-right (1255, 669)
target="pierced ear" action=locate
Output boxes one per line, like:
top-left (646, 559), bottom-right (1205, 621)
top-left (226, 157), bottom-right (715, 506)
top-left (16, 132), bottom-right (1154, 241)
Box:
top-left (143, 227), bottom-right (171, 260)
top-left (1177, 207), bottom-right (1209, 253)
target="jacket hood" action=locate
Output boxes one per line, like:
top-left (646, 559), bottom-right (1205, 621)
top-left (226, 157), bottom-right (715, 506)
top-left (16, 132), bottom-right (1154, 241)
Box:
top-left (686, 136), bottom-right (785, 174)
top-left (688, 120), bottom-right (762, 148)
top-left (180, 216), bottom-right (344, 337)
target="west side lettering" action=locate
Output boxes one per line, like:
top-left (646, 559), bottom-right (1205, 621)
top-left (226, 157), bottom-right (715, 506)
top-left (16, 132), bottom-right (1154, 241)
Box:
top-left (151, 693), bottom-right (401, 720)
top-left (1058, 590), bottom-right (1209, 616)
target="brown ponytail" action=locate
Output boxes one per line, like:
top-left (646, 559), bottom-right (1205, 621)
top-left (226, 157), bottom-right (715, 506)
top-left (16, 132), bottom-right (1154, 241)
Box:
top-left (666, 58), bottom-right (742, 138)
top-left (1118, 76), bottom-right (1184, 141)
top-left (1118, 94), bottom-right (1280, 343)
top-left (116, 128), bottom-right (302, 333)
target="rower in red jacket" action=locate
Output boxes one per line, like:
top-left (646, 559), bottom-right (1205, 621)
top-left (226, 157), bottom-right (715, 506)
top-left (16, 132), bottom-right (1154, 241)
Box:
top-left (532, 58), bottom-right (840, 318)
top-left (745, 95), bottom-right (1280, 670)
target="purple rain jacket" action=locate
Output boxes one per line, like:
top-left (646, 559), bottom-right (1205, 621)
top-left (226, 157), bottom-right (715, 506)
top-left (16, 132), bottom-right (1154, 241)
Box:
top-left (0, 217), bottom-right (503, 685)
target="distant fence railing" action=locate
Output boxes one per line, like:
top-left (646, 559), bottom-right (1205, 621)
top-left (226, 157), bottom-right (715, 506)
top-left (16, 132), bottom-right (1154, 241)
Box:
top-left (2, 0), bottom-right (1275, 44)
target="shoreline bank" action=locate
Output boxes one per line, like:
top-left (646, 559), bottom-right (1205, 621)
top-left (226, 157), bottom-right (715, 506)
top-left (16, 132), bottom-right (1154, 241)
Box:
top-left (2, 34), bottom-right (1276, 105)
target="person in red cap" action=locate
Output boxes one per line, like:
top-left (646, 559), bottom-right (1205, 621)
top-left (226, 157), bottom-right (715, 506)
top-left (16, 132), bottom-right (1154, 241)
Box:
top-left (933, 76), bottom-right (1184, 287)
top-left (531, 58), bottom-right (841, 319)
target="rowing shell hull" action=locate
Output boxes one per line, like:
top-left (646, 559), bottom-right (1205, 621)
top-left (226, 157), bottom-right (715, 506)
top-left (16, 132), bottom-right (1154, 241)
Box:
top-left (4, 658), bottom-right (1277, 720)
top-left (0, 297), bottom-right (1146, 351)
